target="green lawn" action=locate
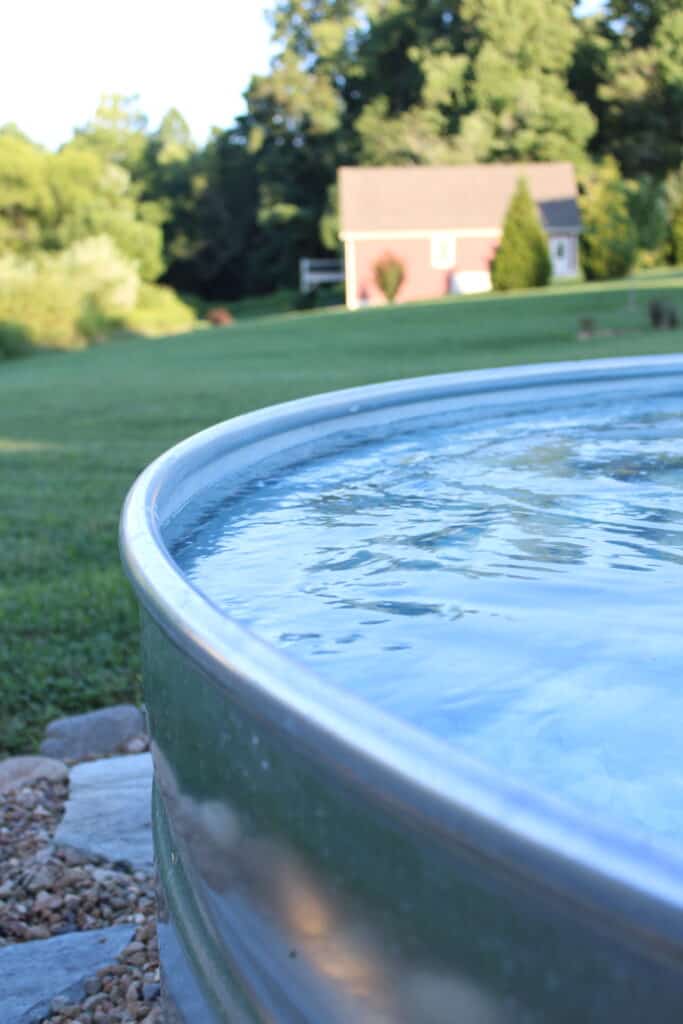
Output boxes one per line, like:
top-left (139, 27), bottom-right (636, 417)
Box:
top-left (2, 272), bottom-right (682, 755)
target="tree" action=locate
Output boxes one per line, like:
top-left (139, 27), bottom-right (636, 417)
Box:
top-left (670, 199), bottom-right (683, 264)
top-left (604, 0), bottom-right (681, 47)
top-left (159, 130), bottom-right (259, 299)
top-left (150, 109), bottom-right (194, 167)
top-left (627, 175), bottom-right (669, 264)
top-left (455, 0), bottom-right (596, 164)
top-left (68, 94), bottom-right (149, 175)
top-left (354, 0), bottom-right (596, 166)
top-left (45, 147), bottom-right (165, 281)
top-left (0, 131), bottom-right (52, 255)
top-left (236, 1), bottom-right (363, 282)
top-left (665, 166), bottom-right (683, 263)
top-left (596, 8), bottom-right (683, 177)
top-left (351, 1), bottom-right (469, 164)
top-left (319, 183), bottom-right (340, 253)
top-left (579, 158), bottom-right (638, 279)
top-left (491, 179), bottom-right (551, 290)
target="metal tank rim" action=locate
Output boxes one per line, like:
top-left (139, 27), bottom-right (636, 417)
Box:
top-left (120, 353), bottom-right (683, 962)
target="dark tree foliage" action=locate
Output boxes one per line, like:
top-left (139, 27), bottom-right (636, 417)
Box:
top-left (605, 0), bottom-right (681, 47)
top-left (158, 131), bottom-right (260, 300)
top-left (581, 3), bottom-right (683, 178)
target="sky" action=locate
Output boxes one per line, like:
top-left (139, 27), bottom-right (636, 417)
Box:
top-left (1, 0), bottom-right (275, 150)
top-left (3, 0), bottom-right (606, 152)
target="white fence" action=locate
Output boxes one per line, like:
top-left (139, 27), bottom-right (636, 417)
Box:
top-left (299, 258), bottom-right (345, 294)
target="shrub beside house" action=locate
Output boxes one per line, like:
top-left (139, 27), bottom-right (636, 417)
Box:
top-left (491, 179), bottom-right (552, 291)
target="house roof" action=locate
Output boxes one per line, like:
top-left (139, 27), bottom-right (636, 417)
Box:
top-left (338, 162), bottom-right (581, 235)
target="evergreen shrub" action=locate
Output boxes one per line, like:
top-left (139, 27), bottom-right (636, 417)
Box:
top-left (374, 253), bottom-right (405, 302)
top-left (491, 179), bottom-right (551, 291)
top-left (579, 158), bottom-right (638, 281)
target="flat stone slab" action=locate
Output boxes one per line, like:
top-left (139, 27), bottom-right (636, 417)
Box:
top-left (0, 756), bottom-right (68, 795)
top-left (41, 704), bottom-right (145, 762)
top-left (54, 753), bottom-right (154, 869)
top-left (0, 924), bottom-right (133, 1024)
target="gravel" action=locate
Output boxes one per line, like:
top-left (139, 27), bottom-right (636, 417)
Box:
top-left (0, 773), bottom-right (164, 1023)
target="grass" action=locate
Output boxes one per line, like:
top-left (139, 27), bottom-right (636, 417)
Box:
top-left (1, 270), bottom-right (682, 755)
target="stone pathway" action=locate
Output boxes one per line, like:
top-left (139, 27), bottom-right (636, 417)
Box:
top-left (55, 754), bottom-right (154, 870)
top-left (1, 925), bottom-right (134, 1024)
top-left (0, 752), bottom-right (157, 1024)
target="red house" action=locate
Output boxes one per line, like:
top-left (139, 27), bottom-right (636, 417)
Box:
top-left (338, 162), bottom-right (582, 309)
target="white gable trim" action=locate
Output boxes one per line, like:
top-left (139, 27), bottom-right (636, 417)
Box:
top-left (341, 226), bottom-right (581, 242)
top-left (343, 239), bottom-right (359, 311)
top-left (340, 228), bottom-right (501, 242)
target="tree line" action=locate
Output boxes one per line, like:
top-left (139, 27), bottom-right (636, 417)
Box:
top-left (168, 0), bottom-right (683, 295)
top-left (1, 0), bottom-right (683, 350)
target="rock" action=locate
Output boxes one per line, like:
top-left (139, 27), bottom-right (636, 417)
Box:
top-left (0, 924), bottom-right (133, 1024)
top-left (23, 863), bottom-right (59, 892)
top-left (54, 755), bottom-right (154, 870)
top-left (123, 735), bottom-right (148, 755)
top-left (126, 980), bottom-right (140, 1002)
top-left (0, 756), bottom-right (68, 795)
top-left (40, 706), bottom-right (145, 762)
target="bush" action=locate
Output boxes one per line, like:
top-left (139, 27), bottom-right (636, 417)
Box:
top-left (0, 321), bottom-right (32, 360)
top-left (295, 289), bottom-right (318, 311)
top-left (670, 198), bottom-right (683, 265)
top-left (124, 283), bottom-right (196, 337)
top-left (226, 289), bottom-right (300, 320)
top-left (59, 236), bottom-right (139, 321)
top-left (0, 236), bottom-right (140, 348)
top-left (0, 256), bottom-right (86, 348)
top-left (491, 178), bottom-right (551, 291)
top-left (579, 159), bottom-right (638, 281)
top-left (374, 253), bottom-right (405, 302)
top-left (295, 284), bottom-right (345, 312)
top-left (0, 236), bottom-right (194, 346)
top-left (313, 283), bottom-right (344, 308)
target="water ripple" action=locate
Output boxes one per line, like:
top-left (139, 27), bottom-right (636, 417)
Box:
top-left (168, 386), bottom-right (683, 849)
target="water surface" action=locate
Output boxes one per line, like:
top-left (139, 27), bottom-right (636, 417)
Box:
top-left (168, 383), bottom-right (683, 847)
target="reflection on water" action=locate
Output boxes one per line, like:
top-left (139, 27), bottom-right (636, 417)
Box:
top-left (168, 388), bottom-right (683, 846)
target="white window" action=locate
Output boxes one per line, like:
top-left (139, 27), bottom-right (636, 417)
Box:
top-left (431, 233), bottom-right (457, 270)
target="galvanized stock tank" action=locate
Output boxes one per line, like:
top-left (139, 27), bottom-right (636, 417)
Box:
top-left (120, 356), bottom-right (683, 1023)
